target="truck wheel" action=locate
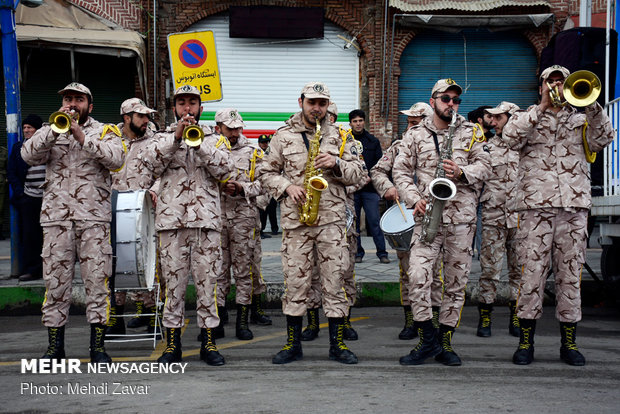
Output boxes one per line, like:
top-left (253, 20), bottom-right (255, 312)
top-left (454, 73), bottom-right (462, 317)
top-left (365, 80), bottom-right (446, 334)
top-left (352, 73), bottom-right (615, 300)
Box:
top-left (601, 238), bottom-right (620, 305)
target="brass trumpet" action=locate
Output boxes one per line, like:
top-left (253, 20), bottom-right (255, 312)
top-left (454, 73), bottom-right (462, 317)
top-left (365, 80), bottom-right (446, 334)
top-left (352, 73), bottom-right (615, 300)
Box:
top-left (49, 111), bottom-right (77, 134)
top-left (183, 124), bottom-right (204, 147)
top-left (564, 70), bottom-right (601, 107)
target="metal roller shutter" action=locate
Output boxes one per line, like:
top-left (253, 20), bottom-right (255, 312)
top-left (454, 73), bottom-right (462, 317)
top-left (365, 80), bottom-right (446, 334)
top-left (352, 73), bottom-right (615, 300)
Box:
top-left (187, 14), bottom-right (359, 137)
top-left (398, 29), bottom-right (539, 135)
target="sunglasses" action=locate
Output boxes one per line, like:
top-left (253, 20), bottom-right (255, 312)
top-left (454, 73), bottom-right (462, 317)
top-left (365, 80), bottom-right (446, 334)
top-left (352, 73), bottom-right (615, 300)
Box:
top-left (437, 95), bottom-right (462, 104)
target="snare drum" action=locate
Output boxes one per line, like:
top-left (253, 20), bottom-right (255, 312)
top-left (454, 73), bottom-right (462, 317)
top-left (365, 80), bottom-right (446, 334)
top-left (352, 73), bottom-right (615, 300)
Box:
top-left (114, 190), bottom-right (157, 289)
top-left (380, 203), bottom-right (415, 251)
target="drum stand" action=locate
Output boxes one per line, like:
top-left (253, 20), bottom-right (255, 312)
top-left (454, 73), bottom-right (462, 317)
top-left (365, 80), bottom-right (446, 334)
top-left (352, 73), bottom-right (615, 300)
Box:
top-left (107, 282), bottom-right (164, 349)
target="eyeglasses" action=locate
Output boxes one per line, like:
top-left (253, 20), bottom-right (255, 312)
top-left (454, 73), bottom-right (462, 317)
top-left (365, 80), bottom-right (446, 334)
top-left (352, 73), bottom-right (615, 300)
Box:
top-left (436, 95), bottom-right (462, 104)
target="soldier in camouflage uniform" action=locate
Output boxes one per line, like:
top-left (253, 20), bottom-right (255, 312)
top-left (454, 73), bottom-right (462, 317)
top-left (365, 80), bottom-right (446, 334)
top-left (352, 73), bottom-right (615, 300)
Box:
top-left (476, 102), bottom-right (522, 338)
top-left (372, 102), bottom-right (445, 340)
top-left (142, 85), bottom-right (234, 366)
top-left (393, 79), bottom-right (491, 366)
top-left (502, 65), bottom-right (614, 366)
top-left (259, 82), bottom-right (366, 365)
top-left (21, 82), bottom-right (125, 363)
top-left (213, 108), bottom-right (266, 341)
top-left (106, 98), bottom-right (161, 340)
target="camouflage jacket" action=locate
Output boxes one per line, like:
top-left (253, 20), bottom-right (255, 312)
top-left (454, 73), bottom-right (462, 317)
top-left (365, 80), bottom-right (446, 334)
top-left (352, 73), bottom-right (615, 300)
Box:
top-left (393, 115), bottom-right (491, 225)
top-left (220, 135), bottom-right (263, 221)
top-left (371, 139), bottom-right (403, 198)
top-left (141, 123), bottom-right (234, 231)
top-left (111, 123), bottom-right (158, 192)
top-left (502, 103), bottom-right (614, 211)
top-left (479, 134), bottom-right (519, 228)
top-left (258, 112), bottom-right (366, 230)
top-left (21, 117), bottom-right (125, 224)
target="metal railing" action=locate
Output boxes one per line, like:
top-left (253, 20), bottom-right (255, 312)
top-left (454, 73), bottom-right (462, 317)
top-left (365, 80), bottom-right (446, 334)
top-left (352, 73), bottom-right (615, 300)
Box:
top-left (604, 98), bottom-right (620, 196)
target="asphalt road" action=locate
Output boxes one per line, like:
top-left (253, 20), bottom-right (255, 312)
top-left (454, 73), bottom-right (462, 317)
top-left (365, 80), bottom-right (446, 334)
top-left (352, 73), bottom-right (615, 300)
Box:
top-left (1, 305), bottom-right (619, 413)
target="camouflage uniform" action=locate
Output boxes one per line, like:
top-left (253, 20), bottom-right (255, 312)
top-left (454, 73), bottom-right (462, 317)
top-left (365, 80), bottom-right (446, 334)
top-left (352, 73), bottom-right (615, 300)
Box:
top-left (478, 134), bottom-right (521, 304)
top-left (216, 135), bottom-right (264, 306)
top-left (371, 140), bottom-right (444, 308)
top-left (259, 112), bottom-right (366, 318)
top-left (142, 123), bottom-right (233, 329)
top-left (393, 115), bottom-right (491, 327)
top-left (502, 103), bottom-right (614, 322)
top-left (21, 118), bottom-right (125, 327)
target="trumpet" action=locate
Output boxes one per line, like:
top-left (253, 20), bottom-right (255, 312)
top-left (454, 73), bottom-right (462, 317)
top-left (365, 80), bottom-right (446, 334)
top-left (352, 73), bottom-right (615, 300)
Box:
top-left (49, 110), bottom-right (77, 134)
top-left (564, 70), bottom-right (601, 107)
top-left (183, 124), bottom-right (204, 147)
top-left (546, 81), bottom-right (565, 107)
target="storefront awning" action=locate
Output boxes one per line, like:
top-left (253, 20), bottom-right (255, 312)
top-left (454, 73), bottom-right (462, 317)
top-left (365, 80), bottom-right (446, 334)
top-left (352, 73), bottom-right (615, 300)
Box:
top-left (396, 13), bottom-right (555, 32)
top-left (390, 0), bottom-right (551, 13)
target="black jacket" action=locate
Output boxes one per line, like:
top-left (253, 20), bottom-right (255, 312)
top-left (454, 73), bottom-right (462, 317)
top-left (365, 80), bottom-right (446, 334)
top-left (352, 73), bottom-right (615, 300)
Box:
top-left (353, 129), bottom-right (382, 193)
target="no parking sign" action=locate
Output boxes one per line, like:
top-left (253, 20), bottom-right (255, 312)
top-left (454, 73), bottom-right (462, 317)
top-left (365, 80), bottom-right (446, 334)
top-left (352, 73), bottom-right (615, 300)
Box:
top-left (168, 30), bottom-right (223, 102)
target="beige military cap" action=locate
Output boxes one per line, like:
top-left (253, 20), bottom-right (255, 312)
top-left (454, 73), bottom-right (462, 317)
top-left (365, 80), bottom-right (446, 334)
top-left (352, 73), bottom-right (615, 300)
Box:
top-left (215, 108), bottom-right (245, 129)
top-left (301, 82), bottom-right (330, 99)
top-left (57, 82), bottom-right (92, 98)
top-left (120, 98), bottom-right (156, 115)
top-left (540, 65), bottom-right (570, 81)
top-left (431, 78), bottom-right (463, 97)
top-left (174, 84), bottom-right (201, 98)
top-left (400, 102), bottom-right (433, 117)
top-left (328, 102), bottom-right (338, 116)
top-left (485, 101), bottom-right (520, 116)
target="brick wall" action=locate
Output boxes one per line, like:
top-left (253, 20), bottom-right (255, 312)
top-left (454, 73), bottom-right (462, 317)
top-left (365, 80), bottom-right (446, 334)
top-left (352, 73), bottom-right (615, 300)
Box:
top-left (70, 0), bottom-right (142, 30)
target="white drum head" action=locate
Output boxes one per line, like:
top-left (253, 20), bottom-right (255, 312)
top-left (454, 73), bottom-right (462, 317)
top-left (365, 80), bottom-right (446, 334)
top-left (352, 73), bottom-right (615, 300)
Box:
top-left (380, 203), bottom-right (415, 234)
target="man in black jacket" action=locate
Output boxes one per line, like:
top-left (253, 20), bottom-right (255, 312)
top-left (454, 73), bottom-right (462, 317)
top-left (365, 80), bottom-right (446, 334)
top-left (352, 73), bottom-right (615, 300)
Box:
top-left (349, 109), bottom-right (389, 264)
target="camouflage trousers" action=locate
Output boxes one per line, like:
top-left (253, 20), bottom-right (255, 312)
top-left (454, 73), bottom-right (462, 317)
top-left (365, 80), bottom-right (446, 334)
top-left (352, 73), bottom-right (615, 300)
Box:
top-left (516, 208), bottom-right (587, 322)
top-left (41, 221), bottom-right (112, 327)
top-left (250, 215), bottom-right (267, 296)
top-left (281, 223), bottom-right (348, 318)
top-left (216, 216), bottom-right (260, 305)
top-left (306, 228), bottom-right (358, 309)
top-left (407, 222), bottom-right (475, 327)
top-left (479, 225), bottom-right (520, 304)
top-left (159, 228), bottom-right (220, 329)
top-left (398, 249), bottom-right (444, 307)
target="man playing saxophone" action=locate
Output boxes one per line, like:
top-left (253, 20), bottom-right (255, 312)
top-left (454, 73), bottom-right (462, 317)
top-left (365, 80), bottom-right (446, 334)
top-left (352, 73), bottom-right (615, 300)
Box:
top-left (393, 79), bottom-right (491, 366)
top-left (259, 82), bottom-right (366, 365)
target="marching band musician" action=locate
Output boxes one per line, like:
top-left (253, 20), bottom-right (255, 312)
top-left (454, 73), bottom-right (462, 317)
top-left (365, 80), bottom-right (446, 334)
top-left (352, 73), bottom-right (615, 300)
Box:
top-left (21, 82), bottom-right (125, 363)
top-left (372, 102), bottom-right (446, 340)
top-left (476, 102), bottom-right (521, 338)
top-left (259, 82), bottom-right (366, 364)
top-left (142, 85), bottom-right (234, 366)
top-left (213, 108), bottom-right (267, 341)
top-left (393, 79), bottom-right (491, 366)
top-left (106, 98), bottom-right (161, 340)
top-left (502, 65), bottom-right (614, 366)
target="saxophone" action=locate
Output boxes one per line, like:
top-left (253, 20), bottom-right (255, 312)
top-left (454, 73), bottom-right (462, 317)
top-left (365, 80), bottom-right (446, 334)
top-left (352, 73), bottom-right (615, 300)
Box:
top-left (419, 110), bottom-right (458, 243)
top-left (299, 117), bottom-right (328, 225)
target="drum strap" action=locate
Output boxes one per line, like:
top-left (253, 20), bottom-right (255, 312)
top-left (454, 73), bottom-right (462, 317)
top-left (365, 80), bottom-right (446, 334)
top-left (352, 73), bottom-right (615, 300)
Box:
top-left (430, 131), bottom-right (440, 156)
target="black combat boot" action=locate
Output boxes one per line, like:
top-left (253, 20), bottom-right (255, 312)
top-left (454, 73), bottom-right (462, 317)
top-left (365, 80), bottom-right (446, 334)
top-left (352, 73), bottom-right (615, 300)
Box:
top-left (236, 304), bottom-right (254, 340)
top-left (199, 328), bottom-right (225, 366)
top-left (431, 306), bottom-right (440, 330)
top-left (399, 306), bottom-right (417, 340)
top-left (42, 326), bottom-right (65, 360)
top-left (219, 306), bottom-right (229, 324)
top-left (512, 318), bottom-right (536, 365)
top-left (90, 323), bottom-right (112, 363)
top-left (435, 324), bottom-right (462, 366)
top-left (399, 319), bottom-right (442, 365)
top-left (127, 301), bottom-right (149, 328)
top-left (250, 294), bottom-right (272, 325)
top-left (508, 301), bottom-right (521, 337)
top-left (328, 317), bottom-right (358, 364)
top-left (201, 306), bottom-right (227, 341)
top-left (158, 327), bottom-right (182, 364)
top-left (301, 308), bottom-right (320, 341)
top-left (477, 303), bottom-right (493, 337)
top-left (105, 304), bottom-right (126, 339)
top-left (272, 315), bottom-right (303, 364)
top-left (343, 309), bottom-right (358, 341)
top-left (560, 322), bottom-right (586, 366)
top-left (147, 306), bottom-right (163, 340)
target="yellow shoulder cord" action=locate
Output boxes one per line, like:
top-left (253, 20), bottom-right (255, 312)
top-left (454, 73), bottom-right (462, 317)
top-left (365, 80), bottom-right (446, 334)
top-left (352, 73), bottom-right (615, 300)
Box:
top-left (582, 121), bottom-right (596, 163)
top-left (338, 127), bottom-right (352, 158)
top-left (216, 134), bottom-right (231, 150)
top-left (465, 123), bottom-right (486, 152)
top-left (101, 125), bottom-right (126, 172)
top-left (249, 148), bottom-right (264, 182)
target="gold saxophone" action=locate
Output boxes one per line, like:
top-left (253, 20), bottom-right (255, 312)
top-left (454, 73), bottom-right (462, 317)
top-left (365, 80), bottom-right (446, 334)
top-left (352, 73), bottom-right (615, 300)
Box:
top-left (299, 117), bottom-right (328, 225)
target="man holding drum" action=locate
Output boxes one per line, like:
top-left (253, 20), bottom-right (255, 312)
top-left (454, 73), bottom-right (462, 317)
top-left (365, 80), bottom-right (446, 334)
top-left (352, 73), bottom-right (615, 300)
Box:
top-left (142, 85), bottom-right (234, 366)
top-left (393, 79), bottom-right (491, 366)
top-left (21, 82), bottom-right (125, 363)
top-left (106, 98), bottom-right (160, 340)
